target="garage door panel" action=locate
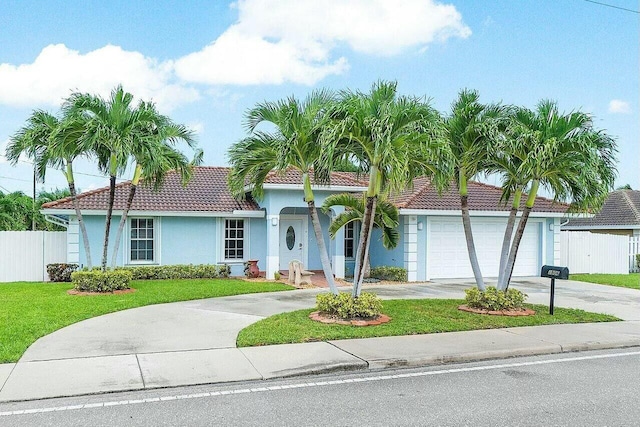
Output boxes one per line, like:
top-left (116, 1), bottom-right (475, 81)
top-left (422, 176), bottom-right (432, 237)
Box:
top-left (428, 218), bottom-right (540, 279)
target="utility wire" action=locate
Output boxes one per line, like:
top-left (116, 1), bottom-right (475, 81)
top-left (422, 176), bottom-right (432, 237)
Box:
top-left (583, 0), bottom-right (639, 13)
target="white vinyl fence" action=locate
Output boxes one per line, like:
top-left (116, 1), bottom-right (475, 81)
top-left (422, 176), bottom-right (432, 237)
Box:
top-left (0, 231), bottom-right (67, 282)
top-left (559, 231), bottom-right (632, 275)
top-left (630, 236), bottom-right (640, 273)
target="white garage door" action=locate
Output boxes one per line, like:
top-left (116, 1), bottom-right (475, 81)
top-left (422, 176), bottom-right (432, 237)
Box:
top-left (427, 218), bottom-right (540, 279)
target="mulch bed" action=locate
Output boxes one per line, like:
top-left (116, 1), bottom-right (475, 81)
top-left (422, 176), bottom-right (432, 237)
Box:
top-left (458, 304), bottom-right (535, 316)
top-left (309, 311), bottom-right (392, 326)
top-left (67, 288), bottom-right (136, 296)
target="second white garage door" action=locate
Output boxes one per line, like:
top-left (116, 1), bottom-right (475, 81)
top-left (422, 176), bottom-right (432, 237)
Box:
top-left (427, 218), bottom-right (540, 279)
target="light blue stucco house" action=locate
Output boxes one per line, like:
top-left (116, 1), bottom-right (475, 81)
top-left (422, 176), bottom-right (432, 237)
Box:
top-left (41, 166), bottom-right (567, 281)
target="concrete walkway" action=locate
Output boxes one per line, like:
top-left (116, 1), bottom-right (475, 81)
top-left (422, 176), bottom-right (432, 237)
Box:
top-left (1, 278), bottom-right (639, 402)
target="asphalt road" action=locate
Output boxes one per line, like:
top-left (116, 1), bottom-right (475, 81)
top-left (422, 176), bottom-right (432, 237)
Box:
top-left (2, 348), bottom-right (639, 426)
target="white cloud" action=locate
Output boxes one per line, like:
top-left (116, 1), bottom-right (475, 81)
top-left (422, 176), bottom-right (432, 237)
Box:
top-left (0, 44), bottom-right (200, 111)
top-left (0, 139), bottom-right (8, 164)
top-left (187, 121), bottom-right (205, 135)
top-left (175, 0), bottom-right (470, 86)
top-left (608, 99), bottom-right (631, 114)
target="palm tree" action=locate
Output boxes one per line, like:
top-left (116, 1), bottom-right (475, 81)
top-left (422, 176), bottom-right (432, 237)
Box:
top-left (65, 86), bottom-right (198, 271)
top-left (444, 89), bottom-right (508, 291)
top-left (496, 100), bottom-right (617, 289)
top-left (322, 192), bottom-right (400, 276)
top-left (326, 81), bottom-right (452, 296)
top-left (6, 110), bottom-right (95, 266)
top-left (109, 114), bottom-right (200, 267)
top-left (228, 90), bottom-right (340, 294)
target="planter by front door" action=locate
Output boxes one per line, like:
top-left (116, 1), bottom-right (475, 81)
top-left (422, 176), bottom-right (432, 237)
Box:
top-left (279, 217), bottom-right (306, 270)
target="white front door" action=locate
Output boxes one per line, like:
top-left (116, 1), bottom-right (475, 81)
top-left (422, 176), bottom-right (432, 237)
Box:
top-left (279, 217), bottom-right (306, 270)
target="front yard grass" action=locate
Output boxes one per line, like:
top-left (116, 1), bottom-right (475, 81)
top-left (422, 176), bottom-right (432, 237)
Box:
top-left (236, 299), bottom-right (619, 347)
top-left (570, 273), bottom-right (640, 290)
top-left (0, 279), bottom-right (293, 363)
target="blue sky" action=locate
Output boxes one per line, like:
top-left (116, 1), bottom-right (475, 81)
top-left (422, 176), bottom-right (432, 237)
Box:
top-left (0, 0), bottom-right (637, 196)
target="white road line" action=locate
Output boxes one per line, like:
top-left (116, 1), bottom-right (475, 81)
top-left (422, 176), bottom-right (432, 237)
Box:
top-left (2, 350), bottom-right (639, 417)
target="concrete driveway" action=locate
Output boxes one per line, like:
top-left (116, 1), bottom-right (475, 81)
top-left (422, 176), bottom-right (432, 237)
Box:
top-left (19, 277), bottom-right (640, 362)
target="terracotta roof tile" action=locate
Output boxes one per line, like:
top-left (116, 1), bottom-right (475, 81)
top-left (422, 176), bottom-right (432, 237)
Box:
top-left (42, 166), bottom-right (260, 213)
top-left (42, 166), bottom-right (568, 214)
top-left (391, 179), bottom-right (568, 213)
top-left (564, 190), bottom-right (640, 227)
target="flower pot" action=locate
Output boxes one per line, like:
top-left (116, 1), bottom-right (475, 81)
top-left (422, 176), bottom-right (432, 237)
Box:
top-left (246, 260), bottom-right (260, 278)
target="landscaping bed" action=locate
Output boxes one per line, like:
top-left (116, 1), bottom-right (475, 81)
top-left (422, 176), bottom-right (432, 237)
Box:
top-left (0, 278), bottom-right (293, 363)
top-left (236, 298), bottom-right (619, 347)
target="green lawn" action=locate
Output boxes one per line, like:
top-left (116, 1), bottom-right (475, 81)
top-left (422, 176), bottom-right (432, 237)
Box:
top-left (0, 279), bottom-right (293, 363)
top-left (570, 273), bottom-right (640, 290)
top-left (236, 299), bottom-right (619, 347)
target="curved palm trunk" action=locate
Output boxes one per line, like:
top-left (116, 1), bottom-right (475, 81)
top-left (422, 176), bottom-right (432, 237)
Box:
top-left (497, 190), bottom-right (522, 289)
top-left (308, 201), bottom-right (339, 294)
top-left (101, 174), bottom-right (117, 271)
top-left (459, 173), bottom-right (485, 291)
top-left (302, 173), bottom-right (338, 294)
top-left (110, 165), bottom-right (142, 269)
top-left (110, 187), bottom-right (137, 268)
top-left (502, 181), bottom-right (539, 290)
top-left (353, 196), bottom-right (377, 297)
top-left (66, 164), bottom-right (92, 269)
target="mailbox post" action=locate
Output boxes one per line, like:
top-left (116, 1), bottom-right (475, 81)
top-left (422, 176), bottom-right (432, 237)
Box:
top-left (540, 265), bottom-right (569, 315)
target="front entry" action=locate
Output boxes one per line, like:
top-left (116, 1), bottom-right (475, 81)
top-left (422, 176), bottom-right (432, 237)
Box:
top-left (279, 217), bottom-right (307, 270)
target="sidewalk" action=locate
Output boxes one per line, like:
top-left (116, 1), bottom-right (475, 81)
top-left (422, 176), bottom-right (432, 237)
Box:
top-left (1, 279), bottom-right (639, 402)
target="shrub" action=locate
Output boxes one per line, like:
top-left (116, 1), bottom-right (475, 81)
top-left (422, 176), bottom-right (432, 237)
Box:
top-left (316, 292), bottom-right (383, 319)
top-left (274, 271), bottom-right (281, 280)
top-left (46, 263), bottom-right (79, 282)
top-left (464, 286), bottom-right (527, 311)
top-left (636, 254), bottom-right (640, 269)
top-left (116, 264), bottom-right (230, 280)
top-left (369, 266), bottom-right (408, 282)
top-left (72, 270), bottom-right (133, 293)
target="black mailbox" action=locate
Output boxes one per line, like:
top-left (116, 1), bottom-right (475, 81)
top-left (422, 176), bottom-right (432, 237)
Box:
top-left (541, 265), bottom-right (569, 280)
top-left (541, 265), bottom-right (569, 315)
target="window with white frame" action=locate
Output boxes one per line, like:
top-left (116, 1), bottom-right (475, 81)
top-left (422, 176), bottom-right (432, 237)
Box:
top-left (225, 219), bottom-right (245, 260)
top-left (344, 221), bottom-right (357, 258)
top-left (130, 218), bottom-right (154, 262)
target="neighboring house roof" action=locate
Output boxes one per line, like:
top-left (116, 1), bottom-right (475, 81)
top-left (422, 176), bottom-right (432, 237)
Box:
top-left (41, 166), bottom-right (568, 214)
top-left (563, 190), bottom-right (640, 229)
top-left (41, 166), bottom-right (261, 213)
top-left (392, 178), bottom-right (568, 213)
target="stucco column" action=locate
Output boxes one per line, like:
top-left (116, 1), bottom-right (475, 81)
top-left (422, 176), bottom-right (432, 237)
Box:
top-left (266, 214), bottom-right (280, 279)
top-left (404, 215), bottom-right (418, 282)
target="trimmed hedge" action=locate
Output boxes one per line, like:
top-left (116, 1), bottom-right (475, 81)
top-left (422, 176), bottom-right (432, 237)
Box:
top-left (316, 292), bottom-right (383, 319)
top-left (117, 264), bottom-right (231, 280)
top-left (72, 270), bottom-right (133, 293)
top-left (46, 263), bottom-right (79, 282)
top-left (369, 266), bottom-right (408, 282)
top-left (464, 286), bottom-right (527, 311)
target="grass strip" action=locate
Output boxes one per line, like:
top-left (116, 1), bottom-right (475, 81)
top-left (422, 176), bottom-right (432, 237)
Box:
top-left (0, 279), bottom-right (292, 363)
top-left (237, 298), bottom-right (619, 347)
top-left (570, 273), bottom-right (639, 290)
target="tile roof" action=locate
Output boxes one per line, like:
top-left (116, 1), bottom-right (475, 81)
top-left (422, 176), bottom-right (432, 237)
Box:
top-left (564, 190), bottom-right (640, 228)
top-left (41, 166), bottom-right (261, 213)
top-left (391, 178), bottom-right (568, 213)
top-left (42, 166), bottom-right (568, 214)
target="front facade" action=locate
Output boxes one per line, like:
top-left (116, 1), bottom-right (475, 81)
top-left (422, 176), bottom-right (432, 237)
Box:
top-left (42, 167), bottom-right (567, 281)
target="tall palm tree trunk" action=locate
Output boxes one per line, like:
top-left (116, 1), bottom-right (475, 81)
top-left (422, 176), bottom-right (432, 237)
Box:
top-left (110, 185), bottom-right (137, 269)
top-left (353, 196), bottom-right (377, 297)
top-left (497, 206), bottom-right (518, 289)
top-left (308, 201), bottom-right (339, 295)
top-left (459, 172), bottom-right (485, 291)
top-left (110, 164), bottom-right (142, 268)
top-left (501, 181), bottom-right (539, 290)
top-left (67, 172), bottom-right (92, 269)
top-left (101, 174), bottom-right (117, 271)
